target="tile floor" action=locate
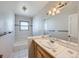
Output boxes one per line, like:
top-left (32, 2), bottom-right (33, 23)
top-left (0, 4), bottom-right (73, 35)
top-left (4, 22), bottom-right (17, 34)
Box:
top-left (10, 41), bottom-right (28, 58)
top-left (12, 48), bottom-right (28, 58)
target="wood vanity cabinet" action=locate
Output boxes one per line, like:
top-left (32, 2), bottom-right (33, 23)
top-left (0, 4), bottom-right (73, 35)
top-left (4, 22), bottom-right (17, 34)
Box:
top-left (36, 45), bottom-right (53, 58)
top-left (29, 40), bottom-right (36, 58)
top-left (29, 40), bottom-right (54, 58)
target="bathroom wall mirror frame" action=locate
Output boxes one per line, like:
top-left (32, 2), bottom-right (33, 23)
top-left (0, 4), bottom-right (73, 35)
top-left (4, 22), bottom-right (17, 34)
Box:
top-left (44, 1), bottom-right (79, 47)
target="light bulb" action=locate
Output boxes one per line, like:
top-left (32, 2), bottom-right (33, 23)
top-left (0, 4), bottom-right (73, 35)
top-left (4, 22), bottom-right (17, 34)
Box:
top-left (56, 9), bottom-right (60, 14)
top-left (52, 12), bottom-right (55, 16)
top-left (48, 10), bottom-right (52, 15)
top-left (53, 8), bottom-right (56, 12)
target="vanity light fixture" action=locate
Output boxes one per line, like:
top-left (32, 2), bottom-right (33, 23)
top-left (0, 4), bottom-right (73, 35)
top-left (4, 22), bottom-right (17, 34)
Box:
top-left (56, 9), bottom-right (60, 14)
top-left (52, 12), bottom-right (55, 16)
top-left (47, 2), bottom-right (68, 16)
top-left (53, 8), bottom-right (57, 12)
top-left (48, 10), bottom-right (52, 15)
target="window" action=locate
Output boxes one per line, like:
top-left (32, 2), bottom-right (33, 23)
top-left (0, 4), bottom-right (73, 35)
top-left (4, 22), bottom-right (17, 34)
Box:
top-left (20, 21), bottom-right (29, 31)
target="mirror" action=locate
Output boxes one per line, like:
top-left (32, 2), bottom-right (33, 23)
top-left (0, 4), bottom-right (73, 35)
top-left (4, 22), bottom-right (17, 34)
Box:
top-left (44, 1), bottom-right (79, 47)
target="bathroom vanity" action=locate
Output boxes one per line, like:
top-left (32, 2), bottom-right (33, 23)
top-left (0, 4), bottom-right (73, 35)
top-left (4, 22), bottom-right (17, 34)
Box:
top-left (31, 39), bottom-right (54, 58)
top-left (29, 37), bottom-right (78, 58)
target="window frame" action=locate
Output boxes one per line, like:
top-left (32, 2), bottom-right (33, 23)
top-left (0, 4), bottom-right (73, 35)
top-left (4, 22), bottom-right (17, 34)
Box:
top-left (19, 21), bottom-right (29, 31)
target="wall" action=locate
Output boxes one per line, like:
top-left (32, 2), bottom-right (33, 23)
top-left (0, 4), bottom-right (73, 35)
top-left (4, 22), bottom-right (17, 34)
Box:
top-left (45, 14), bottom-right (68, 40)
top-left (33, 16), bottom-right (45, 36)
top-left (15, 15), bottom-right (32, 42)
top-left (33, 13), bottom-right (69, 40)
top-left (0, 2), bottom-right (15, 57)
top-left (0, 12), bottom-right (15, 57)
top-left (44, 2), bottom-right (78, 41)
top-left (33, 2), bottom-right (78, 42)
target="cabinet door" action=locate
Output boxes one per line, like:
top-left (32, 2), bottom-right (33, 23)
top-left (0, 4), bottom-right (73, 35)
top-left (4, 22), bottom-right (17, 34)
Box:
top-left (37, 46), bottom-right (53, 58)
top-left (68, 14), bottom-right (78, 43)
top-left (36, 50), bottom-right (43, 58)
top-left (29, 40), bottom-right (36, 58)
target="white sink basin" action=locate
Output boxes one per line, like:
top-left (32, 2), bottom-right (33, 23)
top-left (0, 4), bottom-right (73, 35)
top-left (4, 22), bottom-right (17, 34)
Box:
top-left (39, 40), bottom-right (65, 55)
top-left (36, 39), bottom-right (78, 58)
top-left (56, 47), bottom-right (77, 58)
top-left (40, 40), bottom-right (55, 49)
top-left (40, 40), bottom-right (60, 49)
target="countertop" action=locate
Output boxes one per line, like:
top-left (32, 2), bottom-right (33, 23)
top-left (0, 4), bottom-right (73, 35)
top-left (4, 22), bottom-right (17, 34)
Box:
top-left (32, 37), bottom-right (78, 58)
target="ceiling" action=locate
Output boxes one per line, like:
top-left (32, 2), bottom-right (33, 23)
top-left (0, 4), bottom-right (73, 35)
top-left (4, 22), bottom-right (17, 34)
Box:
top-left (15, 1), bottom-right (49, 17)
top-left (0, 1), bottom-right (78, 17)
top-left (35, 1), bottom-right (79, 19)
top-left (0, 1), bottom-right (49, 17)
